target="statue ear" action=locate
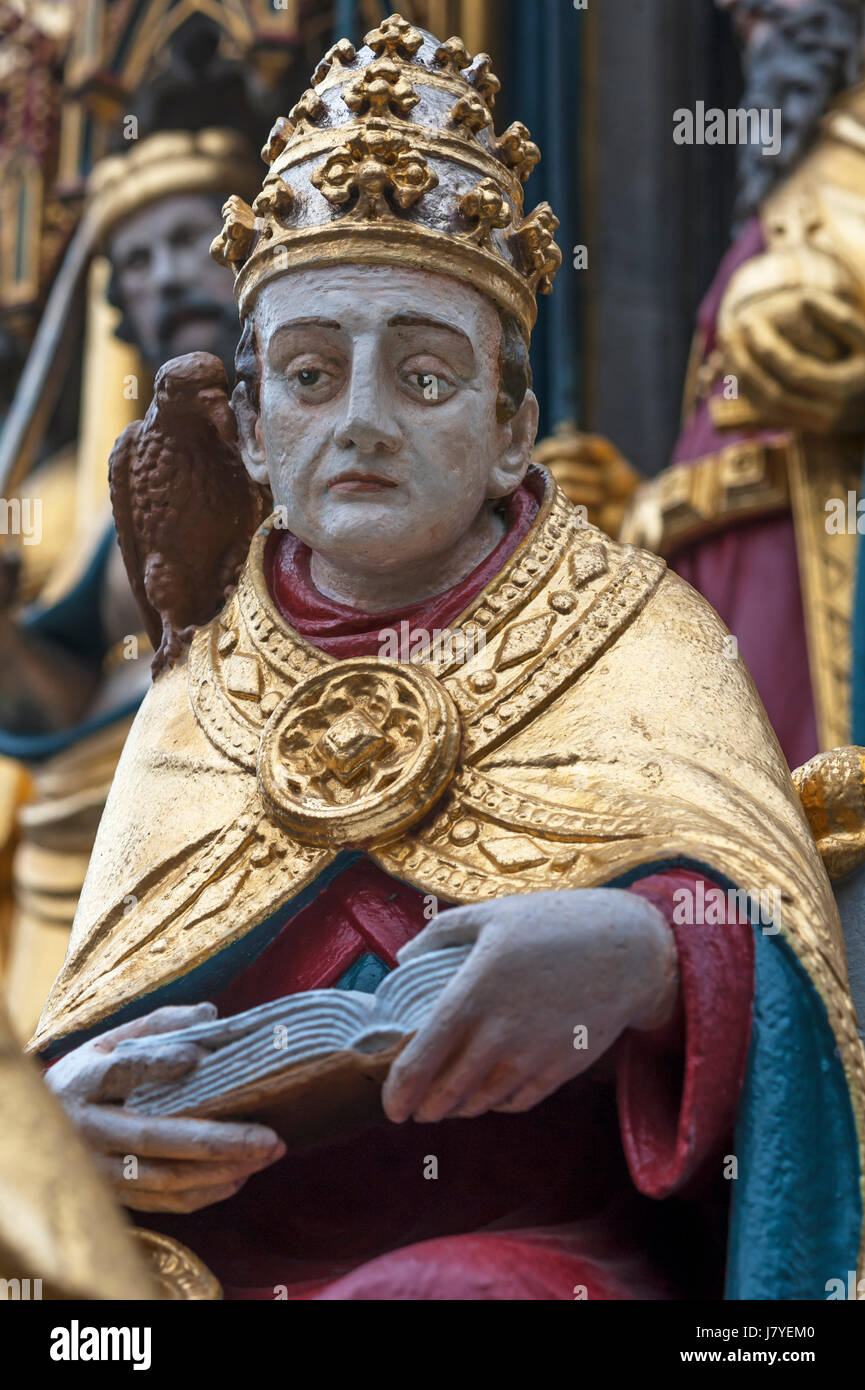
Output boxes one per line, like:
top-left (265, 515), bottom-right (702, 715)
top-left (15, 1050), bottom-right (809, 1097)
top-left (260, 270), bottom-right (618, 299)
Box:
top-left (487, 388), bottom-right (539, 499)
top-left (232, 381), bottom-right (269, 486)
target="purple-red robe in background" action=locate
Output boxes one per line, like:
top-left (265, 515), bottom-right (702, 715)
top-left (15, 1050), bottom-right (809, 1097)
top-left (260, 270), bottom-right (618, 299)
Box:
top-left (666, 220), bottom-right (817, 768)
top-left (142, 490), bottom-right (755, 1299)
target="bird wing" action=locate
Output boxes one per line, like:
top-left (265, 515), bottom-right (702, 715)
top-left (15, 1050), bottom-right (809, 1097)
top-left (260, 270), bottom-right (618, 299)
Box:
top-left (109, 354), bottom-right (271, 677)
top-left (108, 420), bottom-right (164, 654)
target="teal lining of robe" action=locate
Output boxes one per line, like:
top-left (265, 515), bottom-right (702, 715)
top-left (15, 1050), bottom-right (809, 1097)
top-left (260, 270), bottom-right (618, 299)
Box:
top-left (45, 850), bottom-right (863, 1301)
top-left (610, 856), bottom-right (862, 1301)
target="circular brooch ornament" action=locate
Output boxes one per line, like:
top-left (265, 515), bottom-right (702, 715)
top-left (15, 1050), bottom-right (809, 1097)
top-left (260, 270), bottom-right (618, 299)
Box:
top-left (257, 658), bottom-right (461, 847)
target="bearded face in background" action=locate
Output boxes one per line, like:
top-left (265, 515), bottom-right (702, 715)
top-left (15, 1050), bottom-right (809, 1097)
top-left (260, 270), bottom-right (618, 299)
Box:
top-left (107, 191), bottom-right (240, 375)
top-left (718, 0), bottom-right (865, 228)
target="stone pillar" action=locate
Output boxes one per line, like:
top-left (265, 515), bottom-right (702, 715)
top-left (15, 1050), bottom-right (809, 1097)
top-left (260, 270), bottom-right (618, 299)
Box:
top-left (580, 0), bottom-right (741, 475)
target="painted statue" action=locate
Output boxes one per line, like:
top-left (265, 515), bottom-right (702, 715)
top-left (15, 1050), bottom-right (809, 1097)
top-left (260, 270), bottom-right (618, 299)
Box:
top-left (0, 990), bottom-right (156, 1301)
top-left (32, 16), bottom-right (865, 1301)
top-left (0, 129), bottom-right (256, 1037)
top-left (622, 0), bottom-right (865, 767)
top-left (0, 978), bottom-right (223, 1300)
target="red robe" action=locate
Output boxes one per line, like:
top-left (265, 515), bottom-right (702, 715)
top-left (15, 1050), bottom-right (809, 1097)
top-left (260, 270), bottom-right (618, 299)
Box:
top-left (142, 487), bottom-right (755, 1299)
top-left (667, 219), bottom-right (817, 768)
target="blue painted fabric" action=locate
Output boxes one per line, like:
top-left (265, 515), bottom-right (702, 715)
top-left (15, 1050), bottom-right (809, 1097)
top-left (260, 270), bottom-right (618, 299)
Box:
top-left (0, 522), bottom-right (143, 762)
top-left (726, 926), bottom-right (860, 1299)
top-left (46, 851), bottom-right (862, 1297)
top-left (850, 452), bottom-right (865, 745)
top-left (610, 857), bottom-right (861, 1300)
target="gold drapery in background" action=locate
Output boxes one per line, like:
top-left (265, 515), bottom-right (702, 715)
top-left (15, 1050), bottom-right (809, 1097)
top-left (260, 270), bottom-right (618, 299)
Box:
top-left (77, 256), bottom-right (148, 527)
top-left (3, 715), bottom-right (137, 1042)
top-left (0, 991), bottom-right (156, 1300)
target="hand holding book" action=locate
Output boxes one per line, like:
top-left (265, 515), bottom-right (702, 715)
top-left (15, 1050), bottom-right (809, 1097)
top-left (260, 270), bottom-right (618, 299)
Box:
top-left (113, 889), bottom-right (675, 1148)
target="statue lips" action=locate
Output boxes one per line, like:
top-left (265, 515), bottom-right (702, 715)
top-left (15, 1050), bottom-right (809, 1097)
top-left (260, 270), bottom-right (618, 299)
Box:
top-left (328, 470), bottom-right (400, 495)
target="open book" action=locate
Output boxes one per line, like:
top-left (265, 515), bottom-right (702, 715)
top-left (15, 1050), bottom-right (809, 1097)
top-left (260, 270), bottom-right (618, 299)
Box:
top-left (116, 944), bottom-right (473, 1151)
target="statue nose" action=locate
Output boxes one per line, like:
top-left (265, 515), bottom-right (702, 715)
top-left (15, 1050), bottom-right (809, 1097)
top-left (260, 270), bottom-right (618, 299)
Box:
top-left (151, 244), bottom-right (185, 293)
top-left (334, 416), bottom-right (401, 453)
top-left (334, 361), bottom-right (401, 453)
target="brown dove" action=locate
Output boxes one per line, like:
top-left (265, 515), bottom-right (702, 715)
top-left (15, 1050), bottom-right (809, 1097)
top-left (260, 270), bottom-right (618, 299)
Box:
top-left (109, 352), bottom-right (270, 678)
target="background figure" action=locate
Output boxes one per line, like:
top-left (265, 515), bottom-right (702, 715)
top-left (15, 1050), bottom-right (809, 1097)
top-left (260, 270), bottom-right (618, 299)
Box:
top-left (622, 0), bottom-right (865, 768)
top-left (0, 130), bottom-right (255, 1039)
top-left (0, 4), bottom-right (292, 1037)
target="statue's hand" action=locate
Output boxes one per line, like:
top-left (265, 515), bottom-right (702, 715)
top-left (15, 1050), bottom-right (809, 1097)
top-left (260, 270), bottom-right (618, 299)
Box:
top-left (381, 889), bottom-right (677, 1125)
top-left (45, 1004), bottom-right (286, 1213)
top-left (720, 287), bottom-right (865, 433)
top-left (532, 425), bottom-right (641, 535)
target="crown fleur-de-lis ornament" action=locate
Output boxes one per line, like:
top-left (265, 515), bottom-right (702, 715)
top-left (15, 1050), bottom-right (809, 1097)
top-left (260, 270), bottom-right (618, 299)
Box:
top-left (434, 36), bottom-right (472, 74)
top-left (312, 125), bottom-right (438, 221)
top-left (450, 92), bottom-right (492, 134)
top-left (261, 117), bottom-right (294, 167)
top-left (210, 196), bottom-right (257, 267)
top-left (252, 174), bottom-right (295, 227)
top-left (313, 38), bottom-right (357, 85)
top-left (496, 123), bottom-right (542, 184)
top-left (460, 179), bottom-right (513, 250)
top-left (364, 13), bottom-right (424, 60)
top-left (344, 58), bottom-right (420, 119)
top-left (471, 55), bottom-right (501, 109)
top-left (287, 89), bottom-right (326, 136)
top-left (513, 205), bottom-right (563, 294)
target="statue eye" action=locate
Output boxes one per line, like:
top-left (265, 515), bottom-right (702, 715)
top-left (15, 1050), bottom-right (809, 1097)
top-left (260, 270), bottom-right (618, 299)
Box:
top-left (297, 369), bottom-right (322, 386)
top-left (402, 370), bottom-right (452, 402)
top-left (123, 247), bottom-right (150, 273)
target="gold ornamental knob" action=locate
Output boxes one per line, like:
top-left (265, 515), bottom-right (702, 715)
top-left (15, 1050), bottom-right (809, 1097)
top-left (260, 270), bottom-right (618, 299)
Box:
top-left (793, 746), bottom-right (865, 882)
top-left (257, 658), bottom-right (461, 848)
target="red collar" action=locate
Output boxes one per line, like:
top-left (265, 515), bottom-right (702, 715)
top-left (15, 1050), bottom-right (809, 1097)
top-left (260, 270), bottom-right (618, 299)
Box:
top-left (264, 477), bottom-right (541, 659)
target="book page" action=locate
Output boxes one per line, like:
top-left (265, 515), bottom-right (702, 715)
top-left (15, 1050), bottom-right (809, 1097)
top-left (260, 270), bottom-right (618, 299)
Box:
top-left (365, 944), bottom-right (474, 1037)
top-left (125, 989), bottom-right (377, 1116)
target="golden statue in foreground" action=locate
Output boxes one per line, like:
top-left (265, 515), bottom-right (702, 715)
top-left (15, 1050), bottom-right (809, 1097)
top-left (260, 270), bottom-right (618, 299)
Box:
top-left (25, 15), bottom-right (865, 1302)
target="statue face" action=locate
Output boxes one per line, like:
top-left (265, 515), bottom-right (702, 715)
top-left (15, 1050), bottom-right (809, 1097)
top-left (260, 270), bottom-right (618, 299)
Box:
top-left (718, 0), bottom-right (834, 49)
top-left (108, 192), bottom-right (238, 369)
top-left (721, 0), bottom-right (864, 228)
top-left (238, 265), bottom-right (538, 584)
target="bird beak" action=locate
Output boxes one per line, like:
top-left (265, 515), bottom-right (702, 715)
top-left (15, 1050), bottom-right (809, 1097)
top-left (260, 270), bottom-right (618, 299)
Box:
top-left (198, 389), bottom-right (238, 444)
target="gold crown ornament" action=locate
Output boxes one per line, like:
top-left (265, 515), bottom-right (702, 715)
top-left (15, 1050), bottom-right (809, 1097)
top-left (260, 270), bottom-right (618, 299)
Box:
top-left (87, 129), bottom-right (260, 244)
top-left (211, 14), bottom-right (562, 342)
